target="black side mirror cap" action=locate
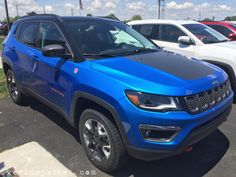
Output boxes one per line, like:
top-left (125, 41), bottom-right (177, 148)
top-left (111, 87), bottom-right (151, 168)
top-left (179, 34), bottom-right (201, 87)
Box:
top-left (42, 44), bottom-right (66, 57)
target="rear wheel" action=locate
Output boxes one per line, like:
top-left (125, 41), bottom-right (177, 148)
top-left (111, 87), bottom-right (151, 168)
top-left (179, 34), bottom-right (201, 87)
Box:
top-left (79, 109), bottom-right (127, 172)
top-left (6, 70), bottom-right (26, 105)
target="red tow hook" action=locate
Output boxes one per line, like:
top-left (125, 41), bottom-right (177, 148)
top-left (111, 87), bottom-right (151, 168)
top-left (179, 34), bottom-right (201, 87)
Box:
top-left (185, 146), bottom-right (193, 152)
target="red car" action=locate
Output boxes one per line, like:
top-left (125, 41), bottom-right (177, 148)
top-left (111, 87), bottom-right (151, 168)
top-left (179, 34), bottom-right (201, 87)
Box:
top-left (201, 21), bottom-right (236, 41)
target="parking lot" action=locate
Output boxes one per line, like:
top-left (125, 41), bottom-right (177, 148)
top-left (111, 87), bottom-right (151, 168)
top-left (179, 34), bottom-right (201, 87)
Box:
top-left (0, 97), bottom-right (236, 177)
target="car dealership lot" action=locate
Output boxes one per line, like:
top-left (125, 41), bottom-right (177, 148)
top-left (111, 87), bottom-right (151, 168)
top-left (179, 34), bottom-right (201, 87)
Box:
top-left (0, 97), bottom-right (236, 177)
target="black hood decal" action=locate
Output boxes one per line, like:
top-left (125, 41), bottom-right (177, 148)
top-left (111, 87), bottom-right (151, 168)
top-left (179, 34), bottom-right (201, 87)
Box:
top-left (126, 51), bottom-right (215, 80)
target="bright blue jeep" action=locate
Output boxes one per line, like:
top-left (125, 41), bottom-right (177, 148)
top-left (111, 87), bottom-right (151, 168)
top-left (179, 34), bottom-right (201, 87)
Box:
top-left (1, 15), bottom-right (233, 172)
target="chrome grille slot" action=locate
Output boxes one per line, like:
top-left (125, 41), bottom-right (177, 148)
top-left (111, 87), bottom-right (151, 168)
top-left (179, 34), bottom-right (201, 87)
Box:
top-left (184, 80), bottom-right (232, 114)
top-left (214, 87), bottom-right (222, 102)
top-left (207, 89), bottom-right (216, 106)
top-left (185, 96), bottom-right (199, 113)
top-left (198, 93), bottom-right (208, 109)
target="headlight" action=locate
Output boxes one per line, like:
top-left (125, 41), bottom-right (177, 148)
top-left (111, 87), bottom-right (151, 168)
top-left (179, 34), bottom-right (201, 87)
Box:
top-left (125, 90), bottom-right (182, 112)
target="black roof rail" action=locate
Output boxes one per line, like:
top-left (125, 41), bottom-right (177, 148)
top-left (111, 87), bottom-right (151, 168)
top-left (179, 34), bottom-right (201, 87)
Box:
top-left (21, 14), bottom-right (59, 19)
top-left (96, 16), bottom-right (120, 21)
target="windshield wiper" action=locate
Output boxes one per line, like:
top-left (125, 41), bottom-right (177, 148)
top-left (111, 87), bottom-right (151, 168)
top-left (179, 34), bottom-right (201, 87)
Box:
top-left (121, 48), bottom-right (158, 56)
top-left (83, 53), bottom-right (116, 58)
top-left (83, 48), bottom-right (158, 59)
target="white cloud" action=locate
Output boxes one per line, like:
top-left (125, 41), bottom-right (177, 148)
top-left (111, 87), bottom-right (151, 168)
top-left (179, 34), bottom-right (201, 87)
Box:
top-left (45, 5), bottom-right (53, 12)
top-left (127, 2), bottom-right (147, 10)
top-left (166, 1), bottom-right (194, 10)
top-left (217, 4), bottom-right (231, 11)
top-left (197, 3), bottom-right (211, 9)
top-left (105, 2), bottom-right (116, 9)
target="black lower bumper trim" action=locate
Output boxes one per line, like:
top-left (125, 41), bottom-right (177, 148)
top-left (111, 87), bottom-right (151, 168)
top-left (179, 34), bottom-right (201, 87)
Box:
top-left (127, 105), bottom-right (232, 161)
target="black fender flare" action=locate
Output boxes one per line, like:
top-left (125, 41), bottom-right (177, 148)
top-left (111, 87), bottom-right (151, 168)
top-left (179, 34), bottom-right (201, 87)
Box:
top-left (71, 91), bottom-right (128, 145)
top-left (203, 60), bottom-right (236, 92)
top-left (2, 59), bottom-right (14, 74)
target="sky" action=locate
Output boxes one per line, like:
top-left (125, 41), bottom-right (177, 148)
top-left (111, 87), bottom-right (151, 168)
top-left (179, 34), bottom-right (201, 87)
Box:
top-left (0, 0), bottom-right (235, 21)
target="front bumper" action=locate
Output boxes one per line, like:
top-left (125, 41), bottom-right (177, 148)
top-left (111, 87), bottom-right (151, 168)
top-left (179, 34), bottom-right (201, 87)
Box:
top-left (126, 105), bottom-right (231, 161)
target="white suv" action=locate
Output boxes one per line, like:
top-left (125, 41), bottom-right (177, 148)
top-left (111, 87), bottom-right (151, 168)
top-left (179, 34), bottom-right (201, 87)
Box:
top-left (128, 20), bottom-right (236, 99)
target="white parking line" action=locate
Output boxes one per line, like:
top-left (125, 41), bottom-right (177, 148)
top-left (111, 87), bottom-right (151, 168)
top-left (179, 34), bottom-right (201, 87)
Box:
top-left (0, 142), bottom-right (76, 177)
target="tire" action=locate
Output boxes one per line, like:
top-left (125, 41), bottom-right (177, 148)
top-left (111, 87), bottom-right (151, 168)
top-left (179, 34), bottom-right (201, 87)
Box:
top-left (79, 109), bottom-right (127, 172)
top-left (6, 69), bottom-right (26, 105)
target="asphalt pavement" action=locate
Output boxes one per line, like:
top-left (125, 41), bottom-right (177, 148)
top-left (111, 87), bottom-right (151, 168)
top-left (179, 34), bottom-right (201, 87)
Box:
top-left (0, 97), bottom-right (236, 177)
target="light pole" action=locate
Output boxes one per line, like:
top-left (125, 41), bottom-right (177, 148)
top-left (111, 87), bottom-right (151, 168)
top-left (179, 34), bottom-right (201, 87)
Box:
top-left (158, 0), bottom-right (161, 19)
top-left (4, 0), bottom-right (10, 32)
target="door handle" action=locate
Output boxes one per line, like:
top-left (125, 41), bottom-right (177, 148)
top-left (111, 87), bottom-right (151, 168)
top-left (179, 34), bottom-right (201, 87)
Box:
top-left (10, 46), bottom-right (15, 51)
top-left (31, 55), bottom-right (39, 62)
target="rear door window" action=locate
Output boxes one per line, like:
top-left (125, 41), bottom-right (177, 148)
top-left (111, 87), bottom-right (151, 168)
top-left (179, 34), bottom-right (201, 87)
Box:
top-left (19, 22), bottom-right (38, 46)
top-left (133, 24), bottom-right (160, 40)
top-left (159, 24), bottom-right (186, 43)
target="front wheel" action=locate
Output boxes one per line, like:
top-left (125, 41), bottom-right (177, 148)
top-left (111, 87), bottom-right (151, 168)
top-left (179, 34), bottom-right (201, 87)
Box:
top-left (79, 109), bottom-right (127, 172)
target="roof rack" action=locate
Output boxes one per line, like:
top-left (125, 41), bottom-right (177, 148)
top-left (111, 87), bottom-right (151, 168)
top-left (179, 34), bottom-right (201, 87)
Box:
top-left (96, 16), bottom-right (120, 21)
top-left (21, 14), bottom-right (59, 19)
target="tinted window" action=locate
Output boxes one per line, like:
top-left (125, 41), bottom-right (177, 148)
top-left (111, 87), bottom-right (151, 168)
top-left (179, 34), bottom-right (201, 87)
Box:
top-left (159, 25), bottom-right (186, 43)
top-left (37, 22), bottom-right (65, 49)
top-left (208, 25), bottom-right (232, 37)
top-left (132, 25), bottom-right (140, 31)
top-left (133, 25), bottom-right (159, 40)
top-left (139, 25), bottom-right (154, 38)
top-left (19, 23), bottom-right (38, 46)
top-left (183, 24), bottom-right (228, 44)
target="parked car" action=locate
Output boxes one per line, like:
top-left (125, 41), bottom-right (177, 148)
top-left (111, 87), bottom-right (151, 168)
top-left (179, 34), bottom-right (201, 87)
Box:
top-left (201, 21), bottom-right (236, 41)
top-left (0, 22), bottom-right (13, 35)
top-left (128, 20), bottom-right (236, 100)
top-left (2, 15), bottom-right (233, 172)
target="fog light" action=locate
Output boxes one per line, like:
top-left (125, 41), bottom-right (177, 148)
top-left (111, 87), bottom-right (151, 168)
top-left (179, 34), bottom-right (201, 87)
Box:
top-left (139, 124), bottom-right (180, 142)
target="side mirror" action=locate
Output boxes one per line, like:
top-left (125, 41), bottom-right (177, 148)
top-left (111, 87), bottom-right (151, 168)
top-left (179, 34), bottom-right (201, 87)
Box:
top-left (178, 36), bottom-right (193, 45)
top-left (228, 33), bottom-right (236, 40)
top-left (42, 44), bottom-right (66, 57)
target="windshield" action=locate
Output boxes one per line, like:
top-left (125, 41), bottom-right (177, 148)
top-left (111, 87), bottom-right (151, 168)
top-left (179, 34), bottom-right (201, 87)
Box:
top-left (183, 24), bottom-right (228, 44)
top-left (65, 20), bottom-right (158, 58)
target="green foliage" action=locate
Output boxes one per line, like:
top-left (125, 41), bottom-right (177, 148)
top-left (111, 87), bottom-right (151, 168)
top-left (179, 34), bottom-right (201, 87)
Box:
top-left (87, 13), bottom-right (93, 16)
top-left (224, 16), bottom-right (236, 21)
top-left (0, 69), bottom-right (8, 99)
top-left (0, 36), bottom-right (4, 51)
top-left (202, 18), bottom-right (213, 22)
top-left (3, 16), bottom-right (21, 22)
top-left (124, 15), bottom-right (143, 23)
top-left (131, 15), bottom-right (142, 21)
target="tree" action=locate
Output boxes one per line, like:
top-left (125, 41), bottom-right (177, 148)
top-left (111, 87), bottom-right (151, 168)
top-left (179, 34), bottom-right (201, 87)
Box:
top-left (202, 18), bottom-right (213, 22)
top-left (27, 11), bottom-right (37, 16)
top-left (224, 16), bottom-right (236, 21)
top-left (131, 15), bottom-right (142, 21)
top-left (124, 15), bottom-right (143, 23)
top-left (3, 16), bottom-right (20, 22)
top-left (13, 16), bottom-right (21, 21)
top-left (87, 13), bottom-right (93, 16)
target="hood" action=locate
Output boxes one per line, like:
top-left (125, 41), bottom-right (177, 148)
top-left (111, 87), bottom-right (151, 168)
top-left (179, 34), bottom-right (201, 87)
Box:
top-left (91, 51), bottom-right (227, 96)
top-left (205, 41), bottom-right (236, 53)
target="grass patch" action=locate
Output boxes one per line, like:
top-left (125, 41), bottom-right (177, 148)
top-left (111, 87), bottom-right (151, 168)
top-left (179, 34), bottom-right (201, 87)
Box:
top-left (0, 36), bottom-right (5, 51)
top-left (0, 69), bottom-right (8, 99)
